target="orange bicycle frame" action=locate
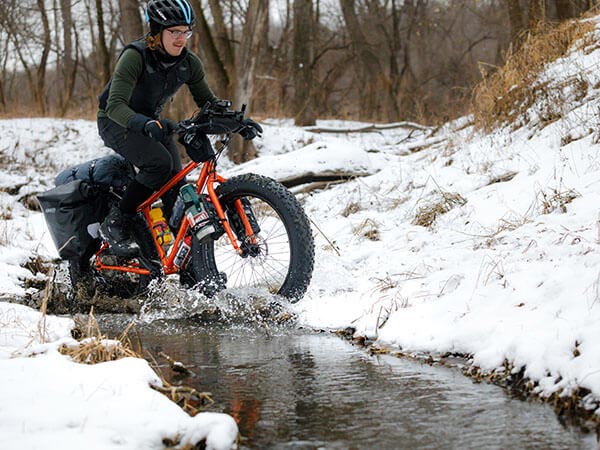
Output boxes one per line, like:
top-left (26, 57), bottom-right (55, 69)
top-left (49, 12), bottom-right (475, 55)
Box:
top-left (94, 158), bottom-right (253, 277)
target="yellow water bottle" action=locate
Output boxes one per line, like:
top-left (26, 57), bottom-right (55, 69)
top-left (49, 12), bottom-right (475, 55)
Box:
top-left (149, 201), bottom-right (174, 248)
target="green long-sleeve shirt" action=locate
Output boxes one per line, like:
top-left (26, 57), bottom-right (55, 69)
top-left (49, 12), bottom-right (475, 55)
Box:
top-left (98, 43), bottom-right (216, 128)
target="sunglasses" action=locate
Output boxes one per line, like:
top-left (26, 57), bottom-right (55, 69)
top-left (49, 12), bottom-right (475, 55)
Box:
top-left (165, 28), bottom-right (193, 39)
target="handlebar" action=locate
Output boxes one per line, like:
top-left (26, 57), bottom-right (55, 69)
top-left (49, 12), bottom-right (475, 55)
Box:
top-left (177, 101), bottom-right (247, 136)
top-left (176, 101), bottom-right (262, 162)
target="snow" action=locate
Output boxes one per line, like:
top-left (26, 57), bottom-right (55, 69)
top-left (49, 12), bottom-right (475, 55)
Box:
top-left (2, 14), bottom-right (600, 449)
top-left (0, 304), bottom-right (238, 449)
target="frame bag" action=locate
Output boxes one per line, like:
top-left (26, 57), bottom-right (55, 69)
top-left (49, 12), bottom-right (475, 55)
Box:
top-left (37, 180), bottom-right (104, 259)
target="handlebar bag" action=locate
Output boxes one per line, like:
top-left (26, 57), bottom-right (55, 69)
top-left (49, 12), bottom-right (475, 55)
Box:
top-left (180, 130), bottom-right (215, 163)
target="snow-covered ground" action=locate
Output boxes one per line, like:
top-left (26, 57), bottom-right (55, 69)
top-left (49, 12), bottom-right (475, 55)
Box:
top-left (3, 14), bottom-right (600, 449)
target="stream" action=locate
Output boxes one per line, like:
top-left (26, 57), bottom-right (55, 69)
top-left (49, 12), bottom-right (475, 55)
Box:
top-left (100, 316), bottom-right (596, 449)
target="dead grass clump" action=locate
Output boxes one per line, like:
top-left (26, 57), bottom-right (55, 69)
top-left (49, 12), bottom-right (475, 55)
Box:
top-left (494, 215), bottom-right (531, 234)
top-left (354, 218), bottom-right (380, 241)
top-left (472, 19), bottom-right (595, 131)
top-left (413, 192), bottom-right (467, 228)
top-left (341, 201), bottom-right (361, 217)
top-left (60, 313), bottom-right (140, 363)
top-left (539, 187), bottom-right (580, 214)
top-left (60, 337), bottom-right (139, 363)
top-left (488, 171), bottom-right (518, 185)
top-left (23, 256), bottom-right (51, 277)
top-left (0, 207), bottom-right (12, 220)
top-left (153, 384), bottom-right (214, 417)
top-left (63, 312), bottom-right (215, 418)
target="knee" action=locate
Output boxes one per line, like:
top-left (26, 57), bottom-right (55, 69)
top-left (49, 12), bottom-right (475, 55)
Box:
top-left (140, 152), bottom-right (173, 190)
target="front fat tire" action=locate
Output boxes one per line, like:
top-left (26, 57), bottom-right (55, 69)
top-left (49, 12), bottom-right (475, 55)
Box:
top-left (189, 174), bottom-right (315, 302)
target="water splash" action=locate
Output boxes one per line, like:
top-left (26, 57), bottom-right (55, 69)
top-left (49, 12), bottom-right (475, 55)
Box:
top-left (137, 277), bottom-right (296, 327)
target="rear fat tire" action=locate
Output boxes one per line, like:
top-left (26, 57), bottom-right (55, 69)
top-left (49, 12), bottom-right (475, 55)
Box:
top-left (188, 174), bottom-right (315, 302)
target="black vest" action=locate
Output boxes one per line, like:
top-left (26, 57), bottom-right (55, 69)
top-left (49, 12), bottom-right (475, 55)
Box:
top-left (98, 39), bottom-right (192, 119)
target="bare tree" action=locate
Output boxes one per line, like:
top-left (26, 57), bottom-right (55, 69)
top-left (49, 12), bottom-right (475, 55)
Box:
top-left (555, 0), bottom-right (573, 19)
top-left (230, 0), bottom-right (269, 163)
top-left (2, 0), bottom-right (598, 132)
top-left (292, 0), bottom-right (316, 126)
top-left (339, 0), bottom-right (384, 120)
top-left (207, 0), bottom-right (235, 89)
top-left (191, 0), bottom-right (269, 163)
top-left (96, 0), bottom-right (112, 86)
top-left (36, 0), bottom-right (52, 114)
top-left (60, 0), bottom-right (78, 116)
top-left (506, 0), bottom-right (525, 47)
top-left (193, 2), bottom-right (230, 96)
top-left (119, 0), bottom-right (144, 43)
top-left (528, 0), bottom-right (546, 29)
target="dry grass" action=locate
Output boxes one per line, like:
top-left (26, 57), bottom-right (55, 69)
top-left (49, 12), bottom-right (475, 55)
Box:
top-left (488, 171), bottom-right (518, 185)
top-left (472, 19), bottom-right (595, 131)
top-left (62, 311), bottom-right (214, 419)
top-left (353, 218), bottom-right (380, 241)
top-left (538, 187), bottom-right (580, 214)
top-left (60, 312), bottom-right (140, 363)
top-left (366, 276), bottom-right (410, 333)
top-left (413, 192), bottom-right (467, 228)
top-left (341, 201), bottom-right (361, 217)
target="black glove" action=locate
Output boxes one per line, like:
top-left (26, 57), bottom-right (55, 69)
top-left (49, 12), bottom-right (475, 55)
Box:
top-left (238, 118), bottom-right (263, 140)
top-left (143, 118), bottom-right (177, 141)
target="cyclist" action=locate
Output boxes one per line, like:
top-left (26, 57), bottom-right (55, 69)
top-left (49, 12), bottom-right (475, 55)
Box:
top-left (96, 0), bottom-right (217, 256)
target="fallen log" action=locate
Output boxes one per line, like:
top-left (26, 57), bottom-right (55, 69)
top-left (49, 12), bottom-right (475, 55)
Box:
top-left (279, 171), bottom-right (367, 189)
top-left (304, 121), bottom-right (433, 134)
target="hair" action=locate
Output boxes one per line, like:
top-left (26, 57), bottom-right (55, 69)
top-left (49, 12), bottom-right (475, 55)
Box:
top-left (146, 33), bottom-right (162, 51)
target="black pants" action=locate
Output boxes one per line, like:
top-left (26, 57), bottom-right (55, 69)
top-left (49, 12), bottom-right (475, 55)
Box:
top-left (97, 116), bottom-right (184, 216)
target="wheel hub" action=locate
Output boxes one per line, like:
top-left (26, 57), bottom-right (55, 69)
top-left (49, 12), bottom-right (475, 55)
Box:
top-left (240, 236), bottom-right (266, 258)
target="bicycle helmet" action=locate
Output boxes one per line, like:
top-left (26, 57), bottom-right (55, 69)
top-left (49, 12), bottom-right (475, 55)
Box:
top-left (146, 0), bottom-right (195, 29)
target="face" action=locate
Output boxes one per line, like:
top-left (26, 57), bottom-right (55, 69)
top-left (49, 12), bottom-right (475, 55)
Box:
top-left (161, 26), bottom-right (192, 56)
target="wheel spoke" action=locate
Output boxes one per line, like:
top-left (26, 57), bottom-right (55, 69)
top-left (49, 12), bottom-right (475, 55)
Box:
top-left (211, 195), bottom-right (291, 292)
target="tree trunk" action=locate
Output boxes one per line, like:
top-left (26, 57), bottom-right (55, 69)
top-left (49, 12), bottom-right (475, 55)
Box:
top-left (119, 0), bottom-right (144, 43)
top-left (386, 0), bottom-right (401, 121)
top-left (229, 0), bottom-right (269, 164)
top-left (339, 0), bottom-right (384, 120)
top-left (207, 0), bottom-right (235, 89)
top-left (554, 0), bottom-right (573, 20)
top-left (60, 0), bottom-right (77, 116)
top-left (292, 0), bottom-right (316, 126)
top-left (0, 76), bottom-right (5, 111)
top-left (506, 0), bottom-right (525, 47)
top-left (96, 0), bottom-right (111, 86)
top-left (192, 0), bottom-right (230, 97)
top-left (528, 0), bottom-right (546, 29)
top-left (36, 0), bottom-right (51, 114)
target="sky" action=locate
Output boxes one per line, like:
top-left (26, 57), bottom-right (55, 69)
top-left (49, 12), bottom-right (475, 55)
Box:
top-left (1, 12), bottom-right (600, 450)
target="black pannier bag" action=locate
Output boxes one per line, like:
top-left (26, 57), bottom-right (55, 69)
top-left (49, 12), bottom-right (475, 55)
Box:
top-left (37, 180), bottom-right (106, 259)
top-left (39, 155), bottom-right (134, 259)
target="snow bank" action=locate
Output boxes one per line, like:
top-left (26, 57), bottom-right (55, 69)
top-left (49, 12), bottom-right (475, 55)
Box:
top-left (0, 303), bottom-right (238, 449)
